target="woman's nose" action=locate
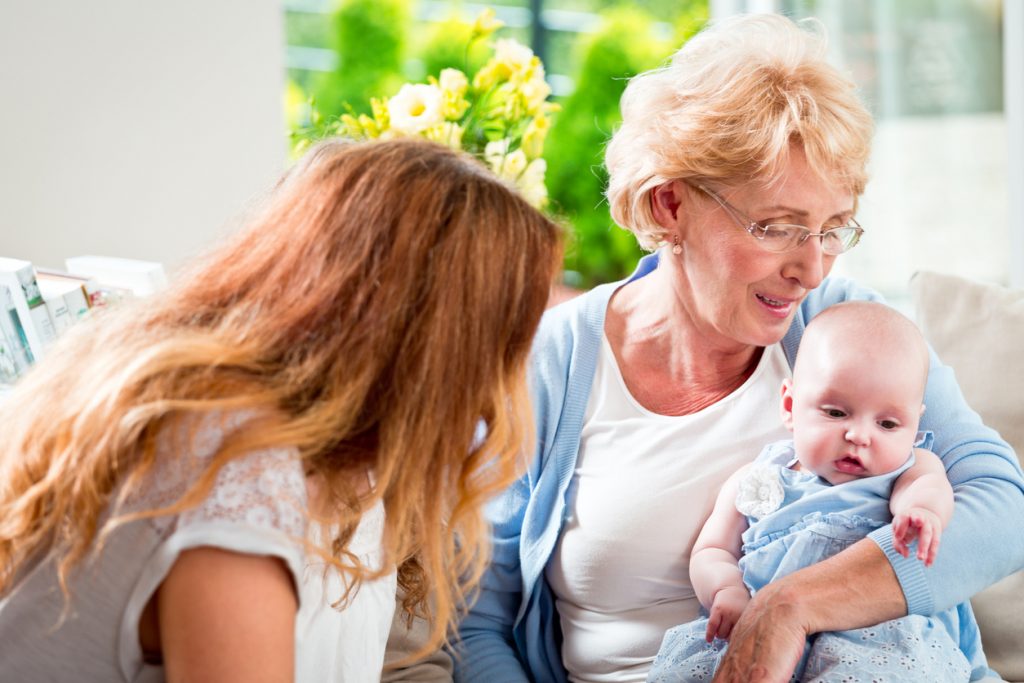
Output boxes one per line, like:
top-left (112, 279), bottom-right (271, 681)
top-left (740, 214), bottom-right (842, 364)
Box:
top-left (782, 238), bottom-right (828, 290)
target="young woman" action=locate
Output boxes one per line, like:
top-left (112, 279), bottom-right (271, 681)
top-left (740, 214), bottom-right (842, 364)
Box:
top-left (0, 138), bottom-right (562, 682)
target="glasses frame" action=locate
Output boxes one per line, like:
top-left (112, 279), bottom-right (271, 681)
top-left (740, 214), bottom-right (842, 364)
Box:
top-left (691, 183), bottom-right (864, 256)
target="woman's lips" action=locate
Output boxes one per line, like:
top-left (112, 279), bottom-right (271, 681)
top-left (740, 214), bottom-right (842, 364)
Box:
top-left (755, 292), bottom-right (796, 318)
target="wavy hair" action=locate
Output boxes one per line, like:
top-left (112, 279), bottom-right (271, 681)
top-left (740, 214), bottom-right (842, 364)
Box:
top-left (0, 138), bottom-right (562, 659)
top-left (605, 13), bottom-right (875, 249)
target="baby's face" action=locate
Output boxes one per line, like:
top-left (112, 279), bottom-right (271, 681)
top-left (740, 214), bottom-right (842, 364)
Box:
top-left (782, 342), bottom-right (925, 485)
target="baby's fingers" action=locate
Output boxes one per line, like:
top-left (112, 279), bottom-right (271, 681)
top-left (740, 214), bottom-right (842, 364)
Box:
top-left (892, 515), bottom-right (911, 557)
top-left (706, 612), bottom-right (721, 643)
top-left (917, 523), bottom-right (941, 566)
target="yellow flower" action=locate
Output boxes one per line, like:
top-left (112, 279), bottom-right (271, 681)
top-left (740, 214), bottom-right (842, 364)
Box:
top-left (473, 39), bottom-right (536, 91)
top-left (437, 68), bottom-right (471, 119)
top-left (470, 8), bottom-right (503, 39)
top-left (370, 97), bottom-right (390, 130)
top-left (472, 61), bottom-right (502, 91)
top-left (424, 121), bottom-right (464, 150)
top-left (519, 68), bottom-right (552, 115)
top-left (521, 114), bottom-right (550, 159)
top-left (388, 83), bottom-right (444, 135)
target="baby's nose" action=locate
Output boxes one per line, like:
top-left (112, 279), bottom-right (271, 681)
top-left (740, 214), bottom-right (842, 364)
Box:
top-left (845, 426), bottom-right (870, 446)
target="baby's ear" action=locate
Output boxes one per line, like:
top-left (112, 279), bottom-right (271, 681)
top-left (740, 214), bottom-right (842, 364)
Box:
top-left (780, 379), bottom-right (796, 432)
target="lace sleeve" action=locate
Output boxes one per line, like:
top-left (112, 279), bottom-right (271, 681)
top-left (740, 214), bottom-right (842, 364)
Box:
top-left (177, 445), bottom-right (308, 540)
top-left (126, 410), bottom-right (309, 543)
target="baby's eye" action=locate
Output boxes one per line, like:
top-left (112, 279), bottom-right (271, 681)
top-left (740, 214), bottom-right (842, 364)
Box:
top-left (878, 419), bottom-right (900, 430)
top-left (823, 408), bottom-right (846, 419)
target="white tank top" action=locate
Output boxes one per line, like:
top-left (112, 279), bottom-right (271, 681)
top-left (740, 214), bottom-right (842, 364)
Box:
top-left (545, 337), bottom-right (791, 683)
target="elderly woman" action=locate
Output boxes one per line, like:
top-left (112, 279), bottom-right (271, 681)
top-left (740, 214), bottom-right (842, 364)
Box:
top-left (453, 13), bottom-right (1024, 683)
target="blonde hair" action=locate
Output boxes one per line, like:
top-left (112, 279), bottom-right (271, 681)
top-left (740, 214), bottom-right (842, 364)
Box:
top-left (0, 138), bottom-right (562, 659)
top-left (605, 13), bottom-right (875, 250)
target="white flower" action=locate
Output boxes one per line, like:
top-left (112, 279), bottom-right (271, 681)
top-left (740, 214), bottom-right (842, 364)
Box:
top-left (438, 68), bottom-right (468, 97)
top-left (735, 464), bottom-right (784, 518)
top-left (484, 139), bottom-right (511, 166)
top-left (516, 158), bottom-right (547, 207)
top-left (497, 149), bottom-right (529, 180)
top-left (494, 38), bottom-right (535, 73)
top-left (388, 83), bottom-right (444, 135)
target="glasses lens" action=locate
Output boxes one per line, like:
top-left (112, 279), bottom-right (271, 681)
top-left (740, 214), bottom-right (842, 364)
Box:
top-left (759, 225), bottom-right (804, 252)
top-left (822, 227), bottom-right (862, 255)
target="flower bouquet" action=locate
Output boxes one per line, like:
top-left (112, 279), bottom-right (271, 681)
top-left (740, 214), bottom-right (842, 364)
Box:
top-left (294, 10), bottom-right (557, 208)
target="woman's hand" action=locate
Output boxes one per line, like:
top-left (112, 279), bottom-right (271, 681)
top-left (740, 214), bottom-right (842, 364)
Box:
top-left (711, 581), bottom-right (807, 682)
top-left (712, 539), bottom-right (906, 683)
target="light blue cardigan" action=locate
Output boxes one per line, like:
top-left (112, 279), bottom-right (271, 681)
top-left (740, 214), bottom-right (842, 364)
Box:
top-left (454, 254), bottom-right (1024, 682)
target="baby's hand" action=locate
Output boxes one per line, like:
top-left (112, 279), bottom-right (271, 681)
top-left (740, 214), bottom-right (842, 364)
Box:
top-left (705, 586), bottom-right (750, 642)
top-left (893, 507), bottom-right (943, 566)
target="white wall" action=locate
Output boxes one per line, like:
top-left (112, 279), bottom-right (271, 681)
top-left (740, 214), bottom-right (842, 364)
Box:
top-left (0, 0), bottom-right (286, 274)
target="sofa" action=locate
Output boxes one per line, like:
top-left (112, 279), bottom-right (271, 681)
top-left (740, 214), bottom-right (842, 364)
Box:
top-left (911, 270), bottom-right (1024, 683)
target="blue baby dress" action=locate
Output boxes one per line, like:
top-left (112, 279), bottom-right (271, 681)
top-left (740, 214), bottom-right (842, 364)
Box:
top-left (648, 437), bottom-right (989, 683)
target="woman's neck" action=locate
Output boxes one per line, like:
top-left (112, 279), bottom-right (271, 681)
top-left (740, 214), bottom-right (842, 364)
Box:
top-left (605, 270), bottom-right (763, 416)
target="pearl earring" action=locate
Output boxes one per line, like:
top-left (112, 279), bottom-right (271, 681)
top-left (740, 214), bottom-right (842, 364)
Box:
top-left (671, 236), bottom-right (682, 255)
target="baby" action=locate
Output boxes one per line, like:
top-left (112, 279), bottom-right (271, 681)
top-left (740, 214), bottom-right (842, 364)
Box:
top-left (649, 301), bottom-right (990, 682)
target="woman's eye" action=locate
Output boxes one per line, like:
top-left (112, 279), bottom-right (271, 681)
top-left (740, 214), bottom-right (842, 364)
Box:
top-left (824, 408), bottom-right (846, 418)
top-left (762, 225), bottom-right (797, 241)
top-left (879, 420), bottom-right (899, 430)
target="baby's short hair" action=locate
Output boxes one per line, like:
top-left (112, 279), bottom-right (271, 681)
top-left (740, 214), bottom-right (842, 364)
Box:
top-left (797, 301), bottom-right (931, 393)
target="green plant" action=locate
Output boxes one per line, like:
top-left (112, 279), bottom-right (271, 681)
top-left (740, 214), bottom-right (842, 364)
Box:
top-left (546, 5), bottom-right (706, 288)
top-left (312, 0), bottom-right (411, 120)
top-left (415, 15), bottom-right (491, 81)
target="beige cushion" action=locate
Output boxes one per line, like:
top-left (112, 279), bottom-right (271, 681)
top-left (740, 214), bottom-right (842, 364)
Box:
top-left (910, 270), bottom-right (1024, 682)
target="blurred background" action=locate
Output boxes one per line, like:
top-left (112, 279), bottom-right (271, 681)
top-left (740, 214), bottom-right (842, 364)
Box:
top-left (1, 0), bottom-right (1020, 304)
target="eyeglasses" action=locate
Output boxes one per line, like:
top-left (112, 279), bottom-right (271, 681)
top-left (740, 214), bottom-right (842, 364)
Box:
top-left (692, 183), bottom-right (864, 256)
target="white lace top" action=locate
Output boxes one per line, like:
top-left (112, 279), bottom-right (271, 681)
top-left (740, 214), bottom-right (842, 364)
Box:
top-left (0, 411), bottom-right (396, 682)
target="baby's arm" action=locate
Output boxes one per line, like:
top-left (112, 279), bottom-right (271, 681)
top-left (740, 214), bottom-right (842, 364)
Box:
top-left (889, 448), bottom-right (954, 567)
top-left (689, 465), bottom-right (752, 642)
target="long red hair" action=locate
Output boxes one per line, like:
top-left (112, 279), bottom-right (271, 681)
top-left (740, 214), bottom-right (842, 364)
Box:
top-left (0, 138), bottom-right (562, 657)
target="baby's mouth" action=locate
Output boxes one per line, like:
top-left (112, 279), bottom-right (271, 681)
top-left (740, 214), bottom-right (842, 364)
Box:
top-left (834, 455), bottom-right (866, 474)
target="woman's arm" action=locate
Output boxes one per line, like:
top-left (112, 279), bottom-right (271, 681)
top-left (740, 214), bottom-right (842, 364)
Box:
top-left (878, 359), bottom-right (1024, 614)
top-left (451, 475), bottom-right (532, 682)
top-left (713, 539), bottom-right (905, 683)
top-left (158, 546), bottom-right (298, 683)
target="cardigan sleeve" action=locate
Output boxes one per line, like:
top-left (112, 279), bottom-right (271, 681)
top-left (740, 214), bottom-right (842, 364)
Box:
top-left (452, 473), bottom-right (534, 682)
top-left (868, 354), bottom-right (1024, 615)
top-left (452, 306), bottom-right (574, 682)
